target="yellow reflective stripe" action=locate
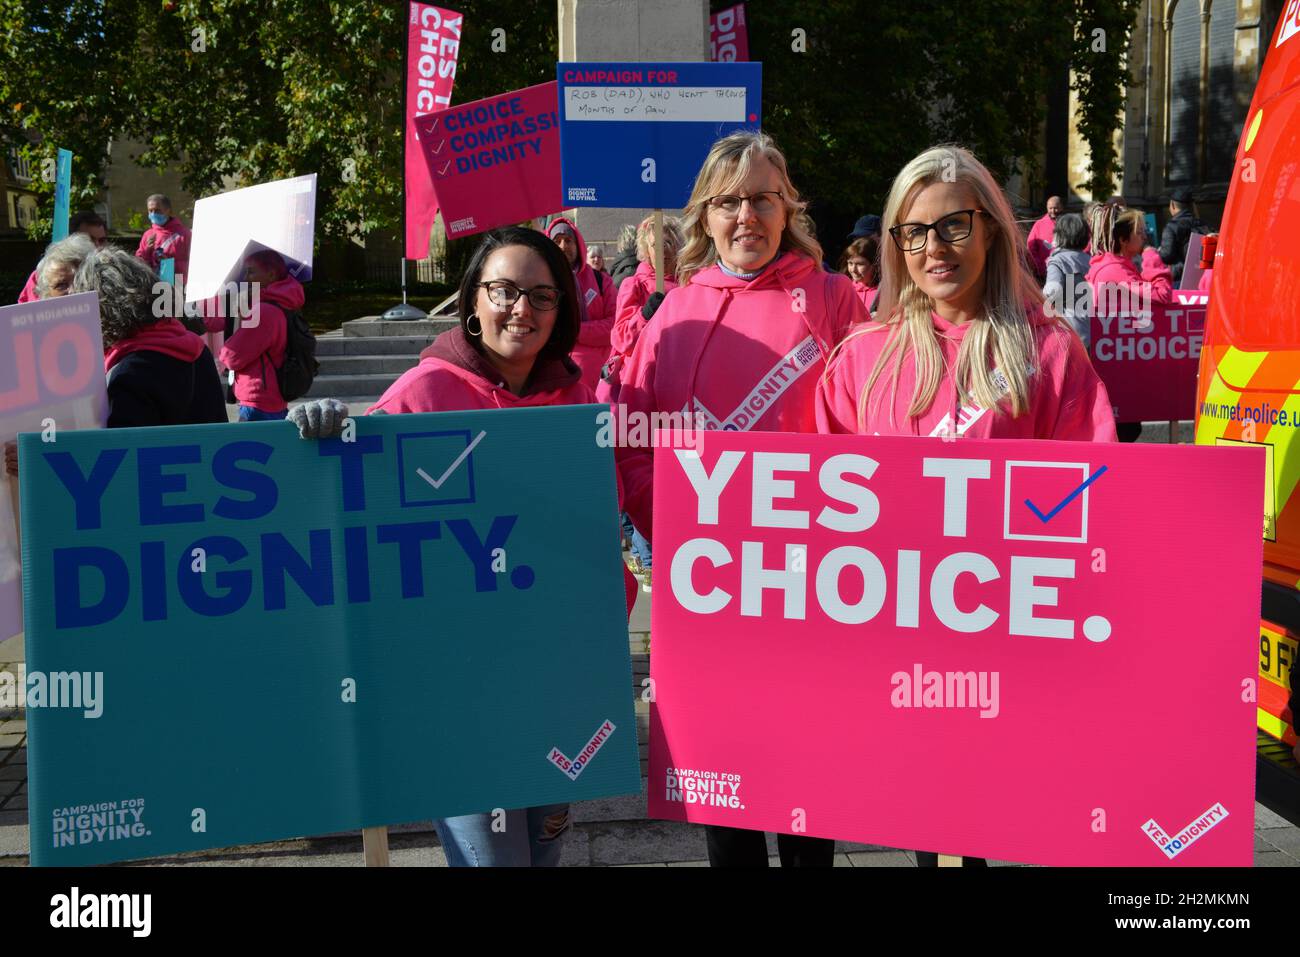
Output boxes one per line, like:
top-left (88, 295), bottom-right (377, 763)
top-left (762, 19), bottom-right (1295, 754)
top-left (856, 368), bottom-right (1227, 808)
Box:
top-left (1258, 707), bottom-right (1290, 739)
top-left (1195, 350), bottom-right (1266, 445)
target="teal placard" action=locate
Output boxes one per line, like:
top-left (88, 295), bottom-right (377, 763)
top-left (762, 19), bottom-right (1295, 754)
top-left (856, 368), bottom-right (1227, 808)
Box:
top-left (158, 258), bottom-right (175, 284)
top-left (51, 149), bottom-right (72, 242)
top-left (20, 405), bottom-right (639, 865)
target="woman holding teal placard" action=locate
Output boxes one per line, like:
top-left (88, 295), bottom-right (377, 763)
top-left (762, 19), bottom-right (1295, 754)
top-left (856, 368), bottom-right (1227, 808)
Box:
top-left (292, 226), bottom-right (635, 866)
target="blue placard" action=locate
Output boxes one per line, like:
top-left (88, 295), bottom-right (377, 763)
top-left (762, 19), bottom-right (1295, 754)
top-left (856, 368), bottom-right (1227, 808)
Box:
top-left (557, 61), bottom-right (762, 209)
top-left (19, 405), bottom-right (640, 865)
top-left (158, 258), bottom-right (175, 284)
top-left (50, 149), bottom-right (72, 241)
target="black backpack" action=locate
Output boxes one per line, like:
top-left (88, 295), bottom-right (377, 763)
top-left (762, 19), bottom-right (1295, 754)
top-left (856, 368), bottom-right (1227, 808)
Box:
top-left (275, 308), bottom-right (320, 402)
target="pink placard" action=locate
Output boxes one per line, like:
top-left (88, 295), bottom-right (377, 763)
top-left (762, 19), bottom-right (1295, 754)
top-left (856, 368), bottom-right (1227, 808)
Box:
top-left (405, 3), bottom-right (463, 259)
top-left (647, 431), bottom-right (1262, 865)
top-left (415, 81), bottom-right (563, 241)
top-left (0, 292), bottom-right (108, 644)
top-left (710, 3), bottom-right (749, 62)
top-left (1089, 293), bottom-right (1206, 422)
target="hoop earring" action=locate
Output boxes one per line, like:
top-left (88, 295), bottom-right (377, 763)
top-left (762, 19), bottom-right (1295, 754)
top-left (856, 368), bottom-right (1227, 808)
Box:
top-left (466, 314), bottom-right (483, 337)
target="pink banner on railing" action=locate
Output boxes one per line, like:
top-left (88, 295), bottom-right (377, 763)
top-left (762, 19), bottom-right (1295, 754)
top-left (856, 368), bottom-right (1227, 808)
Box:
top-left (647, 430), bottom-right (1261, 865)
top-left (1089, 291), bottom-right (1207, 422)
top-left (405, 3), bottom-right (463, 260)
top-left (415, 81), bottom-right (563, 241)
top-left (710, 3), bottom-right (749, 62)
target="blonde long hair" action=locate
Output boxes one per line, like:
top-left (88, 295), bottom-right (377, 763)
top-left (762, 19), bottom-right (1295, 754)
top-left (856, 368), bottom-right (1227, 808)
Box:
top-left (849, 145), bottom-right (1045, 426)
top-left (676, 130), bottom-right (822, 285)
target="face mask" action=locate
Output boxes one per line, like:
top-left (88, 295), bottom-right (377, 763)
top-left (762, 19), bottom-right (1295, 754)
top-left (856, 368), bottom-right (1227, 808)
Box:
top-left (148, 212), bottom-right (168, 226)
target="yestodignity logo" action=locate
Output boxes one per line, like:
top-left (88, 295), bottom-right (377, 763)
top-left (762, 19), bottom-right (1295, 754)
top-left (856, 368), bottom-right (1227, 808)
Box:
top-left (664, 767), bottom-right (744, 809)
top-left (686, 335), bottom-right (823, 432)
top-left (52, 798), bottom-right (148, 849)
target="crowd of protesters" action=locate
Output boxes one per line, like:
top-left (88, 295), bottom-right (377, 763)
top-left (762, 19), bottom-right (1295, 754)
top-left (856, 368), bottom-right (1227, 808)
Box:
top-left (10, 137), bottom-right (1215, 868)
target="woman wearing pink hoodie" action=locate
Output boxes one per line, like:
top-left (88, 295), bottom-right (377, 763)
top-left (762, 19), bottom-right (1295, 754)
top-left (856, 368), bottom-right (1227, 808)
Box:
top-left (617, 129), bottom-right (867, 868)
top-left (546, 216), bottom-right (614, 391)
top-left (219, 250), bottom-right (305, 421)
top-left (1084, 202), bottom-right (1172, 442)
top-left (597, 214), bottom-right (684, 402)
top-left (291, 227), bottom-right (634, 867)
top-left (816, 146), bottom-right (1116, 862)
top-left (839, 234), bottom-right (880, 314)
top-left (818, 146), bottom-right (1116, 443)
top-left (1084, 203), bottom-right (1173, 310)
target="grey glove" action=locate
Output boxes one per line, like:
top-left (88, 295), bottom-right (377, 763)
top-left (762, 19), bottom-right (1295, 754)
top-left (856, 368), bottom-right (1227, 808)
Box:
top-left (289, 398), bottom-right (350, 439)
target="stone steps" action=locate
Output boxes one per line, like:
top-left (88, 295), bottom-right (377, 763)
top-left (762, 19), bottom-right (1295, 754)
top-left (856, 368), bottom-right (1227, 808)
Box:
top-left (316, 335), bottom-right (437, 357)
top-left (315, 355), bottom-right (419, 375)
top-left (309, 318), bottom-right (455, 399)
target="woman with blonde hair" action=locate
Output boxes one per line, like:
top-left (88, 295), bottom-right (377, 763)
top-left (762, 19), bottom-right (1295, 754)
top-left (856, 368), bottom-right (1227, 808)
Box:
top-left (816, 145), bottom-right (1116, 866)
top-left (1085, 201), bottom-right (1173, 309)
top-left (817, 144), bottom-right (1116, 443)
top-left (599, 214), bottom-right (685, 399)
top-left (617, 128), bottom-right (867, 867)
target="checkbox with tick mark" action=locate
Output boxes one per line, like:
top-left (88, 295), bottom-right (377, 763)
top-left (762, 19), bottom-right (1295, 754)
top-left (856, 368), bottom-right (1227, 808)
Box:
top-left (396, 430), bottom-right (484, 507)
top-left (1004, 460), bottom-right (1104, 543)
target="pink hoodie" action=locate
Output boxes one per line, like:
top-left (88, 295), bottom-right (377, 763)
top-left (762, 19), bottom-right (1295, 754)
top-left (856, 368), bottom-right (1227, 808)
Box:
top-left (546, 217), bottom-right (612, 391)
top-left (1026, 213), bottom-right (1055, 277)
top-left (134, 216), bottom-right (192, 280)
top-left (1086, 248), bottom-right (1173, 306)
top-left (17, 269), bottom-right (38, 303)
top-left (219, 276), bottom-right (304, 413)
top-left (370, 326), bottom-right (637, 614)
top-left (851, 281), bottom-right (877, 313)
top-left (609, 260), bottom-right (678, 360)
top-left (617, 252), bottom-right (867, 540)
top-left (104, 318), bottom-right (205, 371)
top-left (816, 309), bottom-right (1118, 441)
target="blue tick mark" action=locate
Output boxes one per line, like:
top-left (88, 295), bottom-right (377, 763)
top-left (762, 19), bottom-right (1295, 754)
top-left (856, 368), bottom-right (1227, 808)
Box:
top-left (1024, 466), bottom-right (1108, 523)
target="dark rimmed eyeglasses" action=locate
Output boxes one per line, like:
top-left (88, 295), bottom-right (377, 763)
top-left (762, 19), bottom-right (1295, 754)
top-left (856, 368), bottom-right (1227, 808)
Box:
top-left (478, 280), bottom-right (562, 311)
top-left (889, 209), bottom-right (986, 253)
top-left (705, 190), bottom-right (784, 218)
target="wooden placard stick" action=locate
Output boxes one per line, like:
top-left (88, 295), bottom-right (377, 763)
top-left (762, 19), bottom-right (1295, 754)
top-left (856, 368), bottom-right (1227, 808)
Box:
top-left (363, 825), bottom-right (391, 866)
top-left (937, 854), bottom-right (963, 867)
top-left (653, 209), bottom-right (665, 295)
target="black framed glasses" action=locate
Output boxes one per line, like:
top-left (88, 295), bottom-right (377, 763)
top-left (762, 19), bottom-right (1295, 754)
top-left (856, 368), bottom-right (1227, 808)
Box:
top-left (478, 280), bottom-right (562, 311)
top-left (889, 209), bottom-right (985, 253)
top-left (706, 190), bottom-right (784, 218)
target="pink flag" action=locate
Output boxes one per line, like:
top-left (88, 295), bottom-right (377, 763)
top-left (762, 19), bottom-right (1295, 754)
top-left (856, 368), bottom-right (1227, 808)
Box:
top-left (415, 81), bottom-right (563, 241)
top-left (405, 3), bottom-right (463, 260)
top-left (710, 3), bottom-right (749, 62)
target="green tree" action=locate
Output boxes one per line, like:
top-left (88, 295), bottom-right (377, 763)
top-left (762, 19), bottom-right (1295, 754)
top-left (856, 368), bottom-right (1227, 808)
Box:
top-left (1, 0), bottom-right (556, 241)
top-left (1071, 0), bottom-right (1144, 198)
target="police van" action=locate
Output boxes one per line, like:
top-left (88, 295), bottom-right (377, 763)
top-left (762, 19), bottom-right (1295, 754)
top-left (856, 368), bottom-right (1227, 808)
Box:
top-left (1194, 1), bottom-right (1300, 823)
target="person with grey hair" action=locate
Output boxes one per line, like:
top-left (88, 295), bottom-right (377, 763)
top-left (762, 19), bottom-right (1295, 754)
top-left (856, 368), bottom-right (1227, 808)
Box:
top-left (32, 233), bottom-right (96, 300)
top-left (1042, 212), bottom-right (1093, 346)
top-left (16, 212), bottom-right (107, 303)
top-left (135, 193), bottom-right (192, 281)
top-left (72, 247), bottom-right (225, 428)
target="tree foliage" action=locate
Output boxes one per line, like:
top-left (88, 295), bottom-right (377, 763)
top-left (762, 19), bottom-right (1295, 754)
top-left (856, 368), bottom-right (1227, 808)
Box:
top-left (2, 0), bottom-right (1139, 248)
top-left (1070, 0), bottom-right (1144, 198)
top-left (1, 0), bottom-right (554, 239)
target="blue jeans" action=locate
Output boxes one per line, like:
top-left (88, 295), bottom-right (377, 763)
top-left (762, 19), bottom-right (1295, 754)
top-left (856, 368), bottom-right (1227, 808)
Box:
top-left (435, 803), bottom-right (570, 867)
top-left (238, 405), bottom-right (289, 421)
top-left (621, 512), bottom-right (652, 569)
